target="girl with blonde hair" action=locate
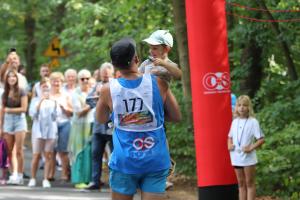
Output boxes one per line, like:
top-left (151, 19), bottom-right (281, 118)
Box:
top-left (228, 95), bottom-right (265, 200)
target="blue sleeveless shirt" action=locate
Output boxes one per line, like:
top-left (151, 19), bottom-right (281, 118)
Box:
top-left (109, 75), bottom-right (171, 174)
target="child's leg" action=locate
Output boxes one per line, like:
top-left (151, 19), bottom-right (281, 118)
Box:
top-left (44, 139), bottom-right (55, 180)
top-left (31, 153), bottom-right (41, 179)
top-left (31, 138), bottom-right (43, 179)
top-left (234, 167), bottom-right (247, 200)
top-left (44, 152), bottom-right (53, 180)
top-left (244, 165), bottom-right (256, 200)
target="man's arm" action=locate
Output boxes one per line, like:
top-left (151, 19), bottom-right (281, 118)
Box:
top-left (96, 83), bottom-right (112, 124)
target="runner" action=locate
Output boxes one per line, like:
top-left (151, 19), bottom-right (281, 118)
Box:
top-left (96, 37), bottom-right (181, 200)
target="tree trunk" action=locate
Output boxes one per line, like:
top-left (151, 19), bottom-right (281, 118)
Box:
top-left (172, 0), bottom-right (193, 125)
top-left (240, 38), bottom-right (263, 98)
top-left (54, 2), bottom-right (66, 33)
top-left (256, 0), bottom-right (298, 80)
top-left (24, 11), bottom-right (36, 82)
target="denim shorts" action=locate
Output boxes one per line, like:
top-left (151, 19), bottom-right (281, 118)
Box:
top-left (55, 121), bottom-right (71, 152)
top-left (3, 113), bottom-right (27, 134)
top-left (109, 169), bottom-right (169, 195)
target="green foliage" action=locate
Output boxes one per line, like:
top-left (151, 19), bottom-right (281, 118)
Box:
top-left (166, 81), bottom-right (196, 176)
top-left (1, 1), bottom-right (300, 198)
top-left (254, 66), bottom-right (300, 198)
top-left (256, 123), bottom-right (300, 199)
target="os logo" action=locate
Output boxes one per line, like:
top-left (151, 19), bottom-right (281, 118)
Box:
top-left (202, 72), bottom-right (230, 91)
top-left (133, 137), bottom-right (155, 150)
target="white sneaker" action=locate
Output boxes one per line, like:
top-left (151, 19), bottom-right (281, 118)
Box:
top-left (7, 175), bottom-right (23, 185)
top-left (28, 178), bottom-right (36, 187)
top-left (42, 179), bottom-right (51, 188)
top-left (165, 181), bottom-right (174, 190)
top-left (6, 175), bottom-right (16, 184)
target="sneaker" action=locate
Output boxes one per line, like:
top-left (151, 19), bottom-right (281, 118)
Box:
top-left (75, 183), bottom-right (88, 189)
top-left (165, 181), bottom-right (174, 190)
top-left (42, 179), bottom-right (51, 188)
top-left (85, 182), bottom-right (100, 190)
top-left (28, 178), bottom-right (36, 187)
top-left (7, 175), bottom-right (23, 185)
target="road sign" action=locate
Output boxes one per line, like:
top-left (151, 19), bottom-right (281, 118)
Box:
top-left (44, 37), bottom-right (67, 57)
top-left (49, 57), bottom-right (60, 68)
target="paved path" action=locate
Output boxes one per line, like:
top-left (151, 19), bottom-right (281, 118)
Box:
top-left (0, 146), bottom-right (140, 200)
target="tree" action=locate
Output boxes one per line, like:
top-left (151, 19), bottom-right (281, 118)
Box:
top-left (255, 0), bottom-right (298, 80)
top-left (172, 0), bottom-right (193, 124)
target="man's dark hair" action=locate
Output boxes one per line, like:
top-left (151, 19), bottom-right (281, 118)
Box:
top-left (110, 38), bottom-right (136, 69)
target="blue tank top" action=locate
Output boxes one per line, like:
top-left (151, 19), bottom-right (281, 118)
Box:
top-left (109, 75), bottom-right (171, 174)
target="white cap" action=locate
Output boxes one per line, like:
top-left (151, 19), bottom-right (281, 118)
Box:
top-left (143, 30), bottom-right (173, 47)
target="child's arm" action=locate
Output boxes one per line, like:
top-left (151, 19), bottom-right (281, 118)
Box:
top-left (243, 137), bottom-right (265, 153)
top-left (228, 137), bottom-right (235, 151)
top-left (153, 58), bottom-right (182, 80)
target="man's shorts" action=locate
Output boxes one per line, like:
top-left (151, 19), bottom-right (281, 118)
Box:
top-left (109, 169), bottom-right (169, 195)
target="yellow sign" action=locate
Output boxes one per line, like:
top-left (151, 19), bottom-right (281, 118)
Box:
top-left (44, 37), bottom-right (67, 57)
top-left (49, 57), bottom-right (60, 68)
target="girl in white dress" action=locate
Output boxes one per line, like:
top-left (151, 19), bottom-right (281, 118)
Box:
top-left (228, 95), bottom-right (265, 200)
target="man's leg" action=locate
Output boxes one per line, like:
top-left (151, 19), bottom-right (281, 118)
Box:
top-left (141, 192), bottom-right (167, 200)
top-left (140, 169), bottom-right (169, 200)
top-left (90, 133), bottom-right (106, 188)
top-left (112, 192), bottom-right (133, 200)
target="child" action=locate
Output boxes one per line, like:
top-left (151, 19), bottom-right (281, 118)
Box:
top-left (28, 77), bottom-right (57, 188)
top-left (228, 95), bottom-right (265, 200)
top-left (140, 30), bottom-right (182, 190)
top-left (139, 29), bottom-right (182, 82)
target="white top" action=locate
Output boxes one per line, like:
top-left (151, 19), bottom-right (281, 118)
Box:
top-left (29, 97), bottom-right (58, 139)
top-left (71, 87), bottom-right (93, 123)
top-left (110, 74), bottom-right (162, 132)
top-left (228, 117), bottom-right (264, 166)
top-left (138, 59), bottom-right (176, 82)
top-left (17, 73), bottom-right (29, 92)
top-left (33, 82), bottom-right (42, 98)
top-left (51, 93), bottom-right (71, 123)
top-left (62, 83), bottom-right (77, 97)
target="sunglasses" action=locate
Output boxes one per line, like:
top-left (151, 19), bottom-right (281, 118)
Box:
top-left (80, 77), bottom-right (90, 81)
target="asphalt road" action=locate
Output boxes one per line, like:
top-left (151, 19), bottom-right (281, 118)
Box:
top-left (0, 146), bottom-right (140, 200)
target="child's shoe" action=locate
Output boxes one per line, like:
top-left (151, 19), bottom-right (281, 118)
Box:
top-left (28, 178), bottom-right (36, 187)
top-left (42, 179), bottom-right (51, 188)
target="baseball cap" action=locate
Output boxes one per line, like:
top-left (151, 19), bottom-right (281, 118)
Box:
top-left (110, 37), bottom-right (136, 68)
top-left (143, 30), bottom-right (173, 47)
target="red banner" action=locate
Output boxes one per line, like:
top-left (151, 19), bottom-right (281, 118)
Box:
top-left (185, 0), bottom-right (237, 186)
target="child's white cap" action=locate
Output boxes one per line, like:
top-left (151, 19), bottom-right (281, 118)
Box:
top-left (143, 30), bottom-right (173, 47)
